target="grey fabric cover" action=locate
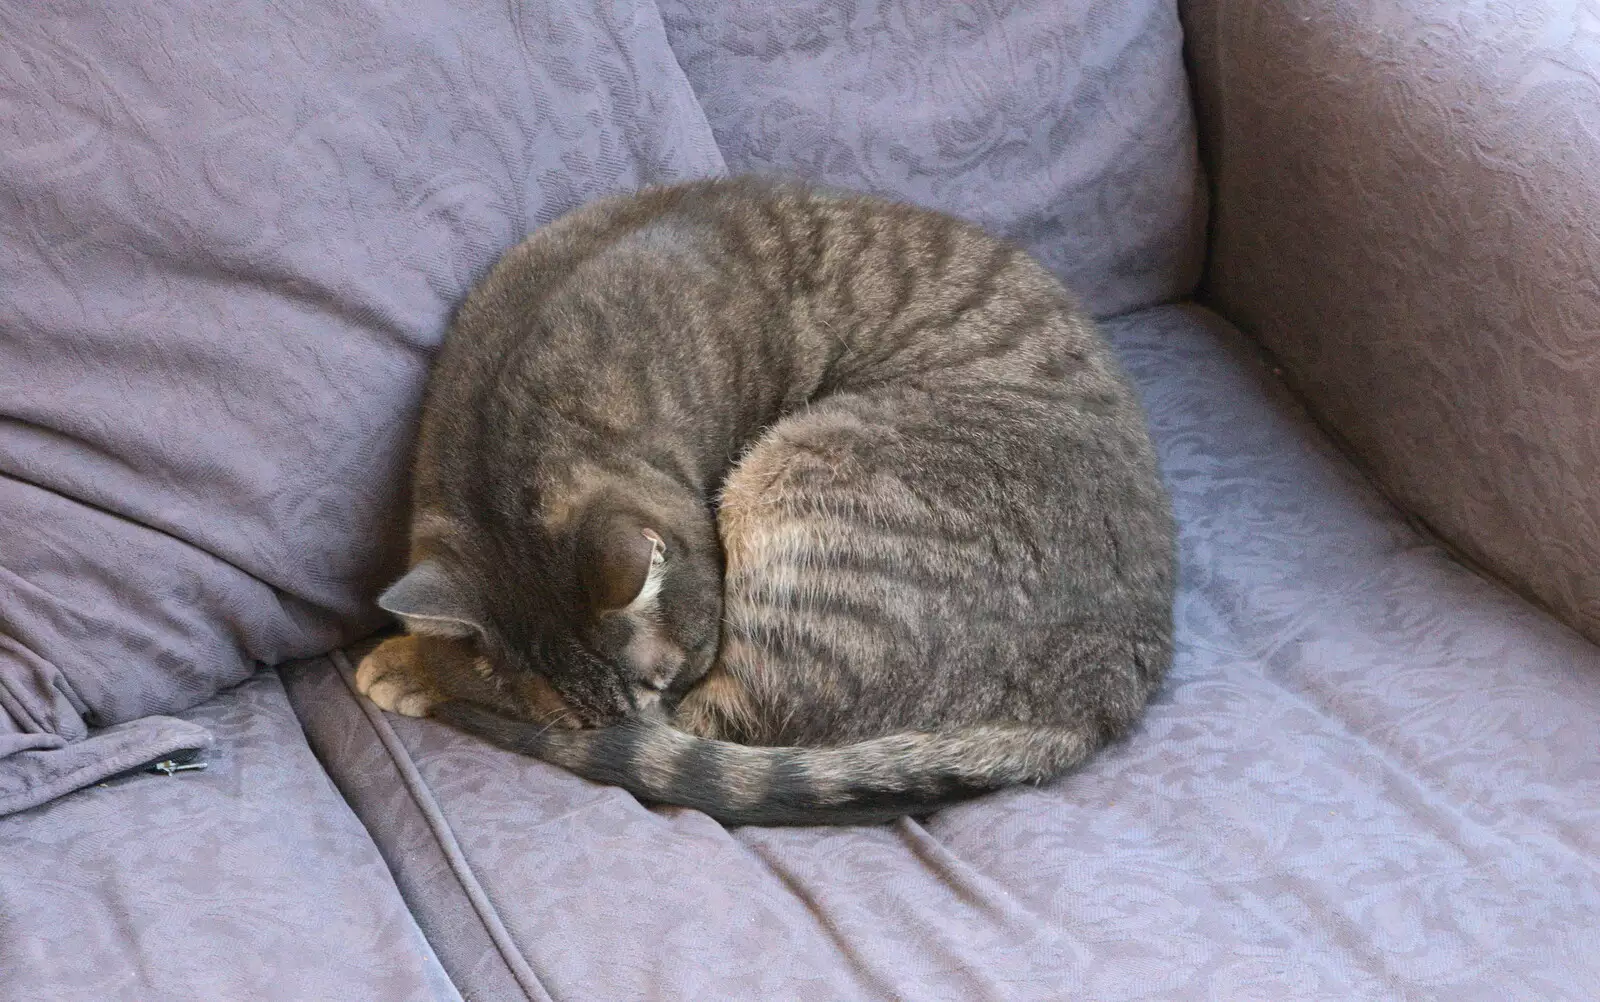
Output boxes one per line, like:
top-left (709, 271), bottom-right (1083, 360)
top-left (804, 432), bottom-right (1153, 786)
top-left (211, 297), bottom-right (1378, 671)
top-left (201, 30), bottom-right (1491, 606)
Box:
top-left (659, 0), bottom-right (1207, 318)
top-left (0, 669), bottom-right (457, 1002)
top-left (0, 0), bottom-right (726, 813)
top-left (1181, 0), bottom-right (1600, 643)
top-left (286, 306), bottom-right (1600, 1001)
top-left (8, 1), bottom-right (1598, 998)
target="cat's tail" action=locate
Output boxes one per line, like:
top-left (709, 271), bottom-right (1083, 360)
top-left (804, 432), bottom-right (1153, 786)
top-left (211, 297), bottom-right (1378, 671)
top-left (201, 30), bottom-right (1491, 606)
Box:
top-left (431, 701), bottom-right (1098, 826)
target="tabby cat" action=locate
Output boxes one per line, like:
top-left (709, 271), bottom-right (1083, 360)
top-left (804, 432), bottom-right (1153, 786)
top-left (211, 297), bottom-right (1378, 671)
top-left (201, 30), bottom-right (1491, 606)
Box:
top-left (356, 177), bottom-right (1175, 826)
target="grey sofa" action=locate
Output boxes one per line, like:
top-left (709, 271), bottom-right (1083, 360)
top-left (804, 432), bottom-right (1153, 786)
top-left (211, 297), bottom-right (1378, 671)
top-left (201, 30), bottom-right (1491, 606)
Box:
top-left (3, 1), bottom-right (1597, 999)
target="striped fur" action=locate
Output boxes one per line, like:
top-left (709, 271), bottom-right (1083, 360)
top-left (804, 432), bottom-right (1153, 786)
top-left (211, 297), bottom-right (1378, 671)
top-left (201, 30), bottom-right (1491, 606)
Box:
top-left (360, 178), bottom-right (1176, 825)
top-left (433, 702), bottom-right (1095, 826)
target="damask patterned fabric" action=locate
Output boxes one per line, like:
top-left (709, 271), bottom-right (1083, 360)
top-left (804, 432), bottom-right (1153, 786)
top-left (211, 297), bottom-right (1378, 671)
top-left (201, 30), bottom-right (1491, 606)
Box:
top-left (7, 0), bottom-right (1598, 996)
top-left (1181, 0), bottom-right (1600, 644)
top-left (285, 307), bottom-right (1600, 1001)
top-left (657, 0), bottom-right (1207, 318)
top-left (0, 0), bottom-right (726, 813)
top-left (0, 670), bottom-right (458, 1002)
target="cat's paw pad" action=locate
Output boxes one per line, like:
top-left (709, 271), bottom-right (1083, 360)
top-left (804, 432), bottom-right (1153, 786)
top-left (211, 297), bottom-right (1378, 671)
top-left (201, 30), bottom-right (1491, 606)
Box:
top-left (355, 639), bottom-right (438, 717)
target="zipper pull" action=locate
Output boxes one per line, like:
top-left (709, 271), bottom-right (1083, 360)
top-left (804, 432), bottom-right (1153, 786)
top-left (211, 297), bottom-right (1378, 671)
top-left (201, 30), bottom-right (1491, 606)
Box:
top-left (148, 758), bottom-right (208, 776)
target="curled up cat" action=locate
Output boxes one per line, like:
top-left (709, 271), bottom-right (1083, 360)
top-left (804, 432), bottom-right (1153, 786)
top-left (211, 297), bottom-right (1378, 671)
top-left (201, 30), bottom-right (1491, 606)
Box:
top-left (355, 177), bottom-right (1176, 826)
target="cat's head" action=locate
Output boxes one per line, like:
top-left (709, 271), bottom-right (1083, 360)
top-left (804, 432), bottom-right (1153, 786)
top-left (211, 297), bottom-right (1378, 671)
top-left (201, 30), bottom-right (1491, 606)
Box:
top-left (377, 491), bottom-right (722, 727)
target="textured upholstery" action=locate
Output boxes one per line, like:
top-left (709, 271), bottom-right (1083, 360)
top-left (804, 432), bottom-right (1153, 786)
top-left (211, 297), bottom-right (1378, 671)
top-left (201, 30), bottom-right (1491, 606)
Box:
top-left (659, 0), bottom-right (1207, 317)
top-left (1182, 0), bottom-right (1600, 643)
top-left (0, 670), bottom-right (458, 1002)
top-left (4, 2), bottom-right (1598, 998)
top-left (0, 0), bottom-right (725, 811)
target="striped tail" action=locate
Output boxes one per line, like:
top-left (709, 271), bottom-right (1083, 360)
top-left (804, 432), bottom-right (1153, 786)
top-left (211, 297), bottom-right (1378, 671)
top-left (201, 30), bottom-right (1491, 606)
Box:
top-left (432, 701), bottom-right (1098, 826)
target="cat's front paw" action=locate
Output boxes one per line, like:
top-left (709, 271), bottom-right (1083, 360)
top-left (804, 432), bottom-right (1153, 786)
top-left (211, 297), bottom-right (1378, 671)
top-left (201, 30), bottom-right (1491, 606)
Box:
top-left (355, 636), bottom-right (440, 717)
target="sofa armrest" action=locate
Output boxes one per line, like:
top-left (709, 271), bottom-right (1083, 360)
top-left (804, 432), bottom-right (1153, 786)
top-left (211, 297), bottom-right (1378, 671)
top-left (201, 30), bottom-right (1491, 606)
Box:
top-left (1180, 0), bottom-right (1600, 643)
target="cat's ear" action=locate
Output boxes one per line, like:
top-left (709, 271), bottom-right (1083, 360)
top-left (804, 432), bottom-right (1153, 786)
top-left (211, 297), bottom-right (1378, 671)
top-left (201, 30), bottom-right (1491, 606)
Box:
top-left (378, 559), bottom-right (484, 638)
top-left (581, 519), bottom-right (667, 613)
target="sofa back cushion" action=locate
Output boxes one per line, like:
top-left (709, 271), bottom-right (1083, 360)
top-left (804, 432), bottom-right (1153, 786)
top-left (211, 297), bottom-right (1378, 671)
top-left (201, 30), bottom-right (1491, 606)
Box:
top-left (658, 0), bottom-right (1206, 318)
top-left (0, 0), bottom-right (726, 813)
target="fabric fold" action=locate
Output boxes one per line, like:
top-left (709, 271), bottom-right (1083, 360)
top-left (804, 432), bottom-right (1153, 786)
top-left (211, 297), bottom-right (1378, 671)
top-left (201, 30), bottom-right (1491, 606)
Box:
top-left (0, 713), bottom-right (212, 817)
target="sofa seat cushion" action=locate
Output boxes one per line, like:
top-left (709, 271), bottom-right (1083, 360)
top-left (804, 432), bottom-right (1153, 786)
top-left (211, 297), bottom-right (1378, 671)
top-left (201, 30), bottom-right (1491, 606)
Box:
top-left (0, 668), bottom-right (458, 1002)
top-left (285, 304), bottom-right (1600, 1000)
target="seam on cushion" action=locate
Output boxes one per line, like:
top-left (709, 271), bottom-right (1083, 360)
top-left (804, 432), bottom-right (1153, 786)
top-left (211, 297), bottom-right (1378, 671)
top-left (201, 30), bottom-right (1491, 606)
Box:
top-left (1111, 304), bottom-right (1437, 560)
top-left (1220, 330), bottom-right (1595, 632)
top-left (330, 649), bottom-right (554, 1002)
top-left (1117, 310), bottom-right (1599, 867)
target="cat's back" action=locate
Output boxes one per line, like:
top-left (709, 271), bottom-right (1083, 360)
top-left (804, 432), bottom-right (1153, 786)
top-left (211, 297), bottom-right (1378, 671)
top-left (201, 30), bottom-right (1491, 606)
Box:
top-left (406, 178), bottom-right (1174, 761)
top-left (417, 176), bottom-right (1159, 510)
